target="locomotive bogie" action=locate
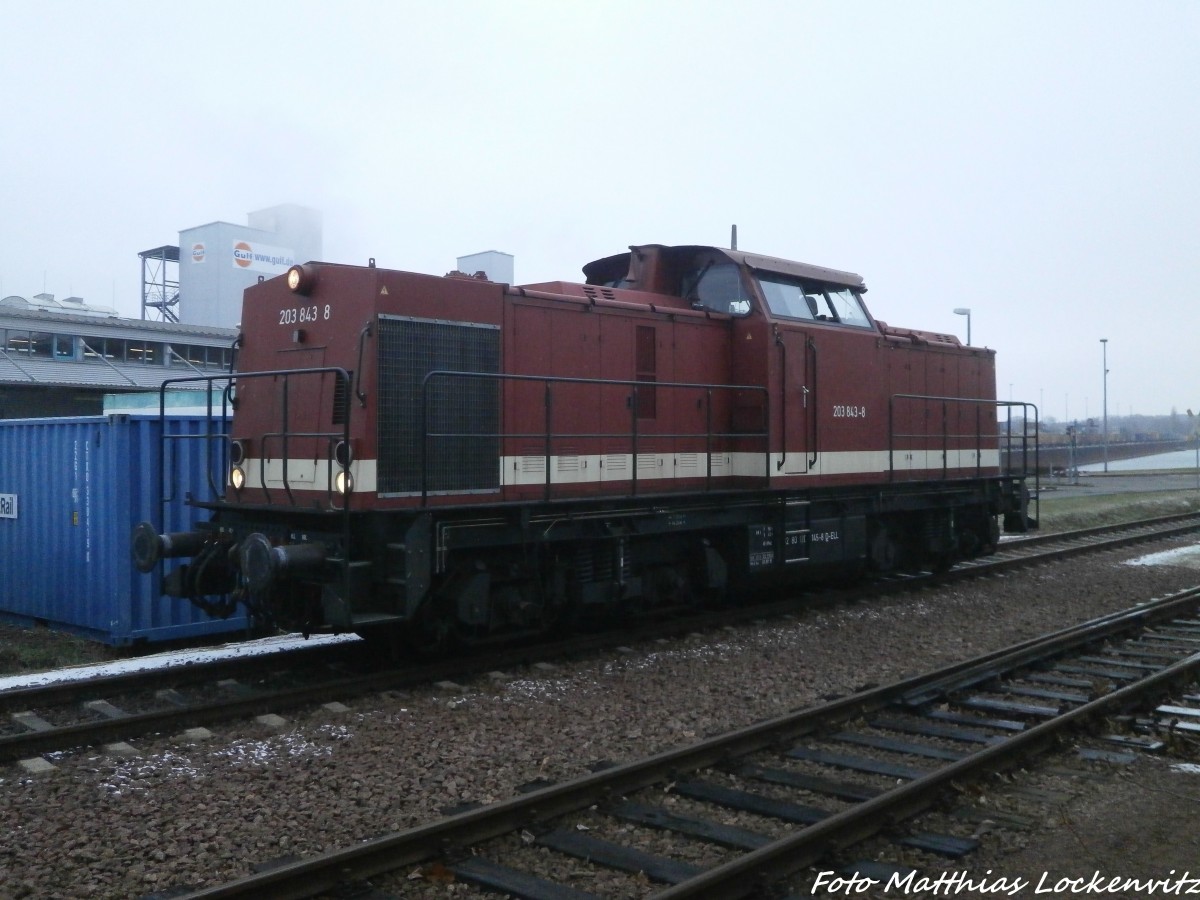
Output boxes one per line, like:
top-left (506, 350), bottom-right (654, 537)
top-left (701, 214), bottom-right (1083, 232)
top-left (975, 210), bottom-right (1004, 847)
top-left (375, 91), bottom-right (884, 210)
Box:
top-left (134, 243), bottom-right (1035, 645)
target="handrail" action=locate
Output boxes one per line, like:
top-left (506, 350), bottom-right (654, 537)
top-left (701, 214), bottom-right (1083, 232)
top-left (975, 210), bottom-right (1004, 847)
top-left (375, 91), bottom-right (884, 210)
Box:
top-left (807, 336), bottom-right (818, 468)
top-left (886, 393), bottom-right (1041, 518)
top-left (354, 322), bottom-right (371, 407)
top-left (156, 374), bottom-right (232, 510)
top-left (774, 330), bottom-right (788, 471)
top-left (419, 370), bottom-right (770, 506)
top-left (156, 366), bottom-right (352, 511)
top-left (154, 366), bottom-right (355, 619)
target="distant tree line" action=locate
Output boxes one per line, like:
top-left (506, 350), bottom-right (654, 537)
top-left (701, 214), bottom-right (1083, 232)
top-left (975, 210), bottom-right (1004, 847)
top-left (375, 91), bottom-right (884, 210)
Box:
top-left (1021, 408), bottom-right (1198, 441)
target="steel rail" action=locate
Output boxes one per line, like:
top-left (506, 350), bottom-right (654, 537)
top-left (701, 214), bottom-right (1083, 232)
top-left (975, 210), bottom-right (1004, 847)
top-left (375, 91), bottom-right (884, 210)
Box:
top-left (653, 649), bottom-right (1200, 899)
top-left (165, 584), bottom-right (1200, 899)
top-left (995, 509), bottom-right (1200, 553)
top-left (944, 515), bottom-right (1200, 581)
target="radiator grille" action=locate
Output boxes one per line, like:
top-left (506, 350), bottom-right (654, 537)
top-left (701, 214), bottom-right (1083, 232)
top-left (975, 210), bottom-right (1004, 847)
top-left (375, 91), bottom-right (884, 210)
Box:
top-left (377, 316), bottom-right (500, 494)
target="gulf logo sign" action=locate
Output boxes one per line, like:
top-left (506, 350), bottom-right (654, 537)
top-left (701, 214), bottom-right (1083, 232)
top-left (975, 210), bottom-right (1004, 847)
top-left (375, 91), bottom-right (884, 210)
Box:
top-left (233, 241), bottom-right (254, 268)
top-left (191, 242), bottom-right (206, 263)
top-left (229, 240), bottom-right (294, 274)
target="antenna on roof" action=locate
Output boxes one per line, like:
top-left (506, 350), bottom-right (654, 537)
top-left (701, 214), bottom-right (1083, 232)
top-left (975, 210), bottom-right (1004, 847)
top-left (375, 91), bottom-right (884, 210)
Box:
top-left (730, 224), bottom-right (738, 250)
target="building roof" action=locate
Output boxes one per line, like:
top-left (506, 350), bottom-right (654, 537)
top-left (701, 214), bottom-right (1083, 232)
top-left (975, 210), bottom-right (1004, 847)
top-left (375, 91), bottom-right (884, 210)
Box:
top-left (0, 304), bottom-right (237, 341)
top-left (0, 306), bottom-right (236, 392)
top-left (0, 353), bottom-right (225, 390)
top-left (2, 293), bottom-right (118, 316)
top-left (138, 245), bottom-right (181, 262)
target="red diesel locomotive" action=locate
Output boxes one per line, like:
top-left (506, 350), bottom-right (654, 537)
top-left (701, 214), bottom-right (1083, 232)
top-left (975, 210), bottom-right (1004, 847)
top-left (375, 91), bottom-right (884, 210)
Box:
top-left (133, 242), bottom-right (1036, 646)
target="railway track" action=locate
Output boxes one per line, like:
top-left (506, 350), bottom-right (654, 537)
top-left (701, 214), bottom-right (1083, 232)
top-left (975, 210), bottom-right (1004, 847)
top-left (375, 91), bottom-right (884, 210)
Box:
top-left (165, 585), bottom-right (1200, 900)
top-left (3, 512), bottom-right (1198, 769)
top-left (981, 507), bottom-right (1200, 551)
top-left (935, 509), bottom-right (1200, 578)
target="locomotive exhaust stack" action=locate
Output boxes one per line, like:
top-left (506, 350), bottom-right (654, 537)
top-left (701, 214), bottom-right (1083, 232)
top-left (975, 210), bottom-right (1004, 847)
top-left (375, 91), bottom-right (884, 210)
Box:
top-left (133, 242), bottom-right (1037, 648)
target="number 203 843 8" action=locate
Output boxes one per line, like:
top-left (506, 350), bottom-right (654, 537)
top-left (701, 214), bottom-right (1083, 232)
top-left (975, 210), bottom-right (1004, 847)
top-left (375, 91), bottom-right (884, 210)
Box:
top-left (832, 405), bottom-right (866, 418)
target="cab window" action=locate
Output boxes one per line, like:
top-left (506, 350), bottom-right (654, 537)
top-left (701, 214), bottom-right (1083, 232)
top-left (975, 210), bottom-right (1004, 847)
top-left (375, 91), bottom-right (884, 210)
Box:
top-left (682, 262), bottom-right (752, 315)
top-left (757, 274), bottom-right (872, 328)
top-left (823, 286), bottom-right (872, 327)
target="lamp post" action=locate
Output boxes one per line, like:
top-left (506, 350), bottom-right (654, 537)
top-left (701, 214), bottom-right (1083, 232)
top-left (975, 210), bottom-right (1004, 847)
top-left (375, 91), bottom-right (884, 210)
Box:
top-left (1100, 338), bottom-right (1109, 473)
top-left (953, 307), bottom-right (971, 345)
top-left (1189, 409), bottom-right (1198, 491)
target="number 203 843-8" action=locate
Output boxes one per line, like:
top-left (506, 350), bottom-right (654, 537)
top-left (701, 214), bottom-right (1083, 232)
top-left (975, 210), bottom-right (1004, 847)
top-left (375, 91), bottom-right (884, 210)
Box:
top-left (832, 405), bottom-right (866, 418)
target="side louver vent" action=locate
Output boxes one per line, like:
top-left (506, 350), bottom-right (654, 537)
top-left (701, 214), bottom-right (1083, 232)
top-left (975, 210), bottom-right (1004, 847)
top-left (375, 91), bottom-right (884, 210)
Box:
top-left (331, 371), bottom-right (350, 425)
top-left (377, 315), bottom-right (500, 495)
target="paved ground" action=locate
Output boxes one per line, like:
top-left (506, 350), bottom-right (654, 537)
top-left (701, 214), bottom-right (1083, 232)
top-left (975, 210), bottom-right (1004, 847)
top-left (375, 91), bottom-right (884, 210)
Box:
top-left (1041, 470), bottom-right (1200, 496)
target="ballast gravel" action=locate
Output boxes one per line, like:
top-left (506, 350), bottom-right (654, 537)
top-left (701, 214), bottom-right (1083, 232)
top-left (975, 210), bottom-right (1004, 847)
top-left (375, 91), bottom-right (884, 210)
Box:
top-left (1, 540), bottom-right (1199, 898)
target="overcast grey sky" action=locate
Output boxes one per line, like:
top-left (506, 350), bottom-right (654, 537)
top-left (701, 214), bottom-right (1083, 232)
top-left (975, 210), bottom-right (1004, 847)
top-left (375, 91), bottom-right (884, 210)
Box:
top-left (2, 1), bottom-right (1197, 422)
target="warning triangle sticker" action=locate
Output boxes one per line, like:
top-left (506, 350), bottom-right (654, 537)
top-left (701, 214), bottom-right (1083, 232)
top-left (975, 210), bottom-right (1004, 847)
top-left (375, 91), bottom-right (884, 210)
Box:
top-left (380, 286), bottom-right (389, 295)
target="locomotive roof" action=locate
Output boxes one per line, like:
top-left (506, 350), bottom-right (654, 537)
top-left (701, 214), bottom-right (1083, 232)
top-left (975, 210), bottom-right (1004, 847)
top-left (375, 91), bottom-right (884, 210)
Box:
top-left (582, 245), bottom-right (866, 291)
top-left (722, 248), bottom-right (866, 291)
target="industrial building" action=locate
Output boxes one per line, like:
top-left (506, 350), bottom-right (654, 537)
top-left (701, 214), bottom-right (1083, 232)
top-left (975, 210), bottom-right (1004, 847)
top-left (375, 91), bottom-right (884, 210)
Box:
top-left (0, 203), bottom-right (321, 418)
top-left (0, 297), bottom-right (236, 418)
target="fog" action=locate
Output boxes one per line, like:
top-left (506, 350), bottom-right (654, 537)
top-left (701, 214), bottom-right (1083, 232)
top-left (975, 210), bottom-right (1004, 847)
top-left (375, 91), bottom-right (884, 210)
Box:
top-left (1, 1), bottom-right (1196, 416)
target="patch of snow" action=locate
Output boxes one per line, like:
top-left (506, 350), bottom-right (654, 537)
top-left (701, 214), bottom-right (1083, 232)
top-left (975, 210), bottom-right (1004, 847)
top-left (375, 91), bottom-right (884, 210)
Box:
top-left (101, 750), bottom-right (202, 795)
top-left (0, 632), bottom-right (360, 693)
top-left (212, 725), bottom-right (353, 768)
top-left (1125, 544), bottom-right (1200, 570)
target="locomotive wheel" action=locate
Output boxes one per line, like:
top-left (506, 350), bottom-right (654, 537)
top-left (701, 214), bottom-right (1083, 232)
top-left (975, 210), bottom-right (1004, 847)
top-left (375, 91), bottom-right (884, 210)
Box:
top-left (647, 564), bottom-right (696, 612)
top-left (354, 625), bottom-right (406, 664)
top-left (983, 515), bottom-right (1001, 553)
top-left (928, 551), bottom-right (956, 574)
top-left (406, 608), bottom-right (457, 658)
top-left (958, 513), bottom-right (1000, 559)
top-left (867, 526), bottom-right (899, 573)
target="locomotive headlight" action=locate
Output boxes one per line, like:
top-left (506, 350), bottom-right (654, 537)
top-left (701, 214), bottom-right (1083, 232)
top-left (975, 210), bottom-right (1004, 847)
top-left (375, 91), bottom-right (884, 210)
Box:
top-left (334, 469), bottom-right (353, 495)
top-left (286, 264), bottom-right (315, 295)
top-left (230, 465), bottom-right (246, 491)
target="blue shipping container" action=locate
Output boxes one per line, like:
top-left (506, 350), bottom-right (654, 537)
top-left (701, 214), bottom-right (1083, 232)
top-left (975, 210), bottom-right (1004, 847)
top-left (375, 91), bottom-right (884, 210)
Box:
top-left (0, 413), bottom-right (250, 645)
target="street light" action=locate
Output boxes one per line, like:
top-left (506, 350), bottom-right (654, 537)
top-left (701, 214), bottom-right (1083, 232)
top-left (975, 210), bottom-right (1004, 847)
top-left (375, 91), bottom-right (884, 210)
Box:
top-left (1189, 409), bottom-right (1198, 491)
top-left (1100, 338), bottom-right (1109, 473)
top-left (953, 307), bottom-right (971, 345)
